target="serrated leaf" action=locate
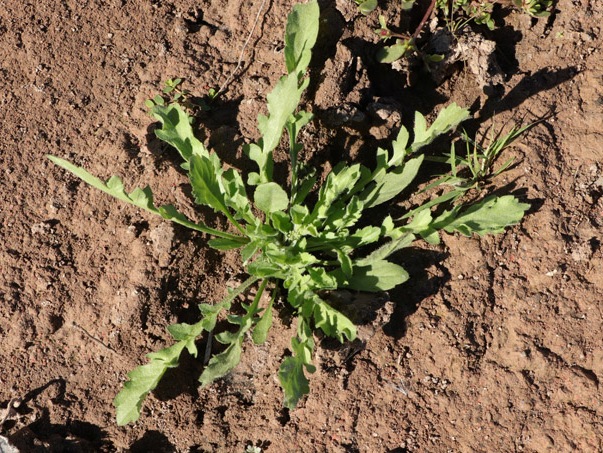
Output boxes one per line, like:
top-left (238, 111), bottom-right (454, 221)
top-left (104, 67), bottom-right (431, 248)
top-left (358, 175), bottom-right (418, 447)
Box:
top-left (279, 354), bottom-right (310, 410)
top-left (307, 267), bottom-right (337, 290)
top-left (151, 104), bottom-right (207, 164)
top-left (114, 341), bottom-right (187, 426)
top-left (399, 209), bottom-right (440, 245)
top-left (364, 155), bottom-right (424, 208)
top-left (290, 204), bottom-right (311, 226)
top-left (259, 75), bottom-right (305, 154)
top-left (167, 322), bottom-right (202, 343)
top-left (199, 340), bottom-right (243, 387)
top-left (332, 260), bottom-right (409, 292)
top-left (208, 237), bottom-right (246, 250)
top-left (189, 154), bottom-right (228, 214)
top-left (215, 328), bottom-right (245, 345)
top-left (355, 234), bottom-right (414, 266)
top-left (314, 163), bottom-right (363, 220)
top-left (198, 303), bottom-right (227, 333)
top-left (336, 249), bottom-right (353, 278)
top-left (434, 195), bottom-right (530, 236)
top-left (48, 155), bottom-right (233, 238)
top-left (247, 258), bottom-right (284, 278)
top-left (389, 126), bottom-right (410, 167)
top-left (402, 208), bottom-right (433, 233)
top-left (254, 182), bottom-right (289, 213)
top-left (348, 225), bottom-right (383, 247)
top-left (252, 299), bottom-right (273, 345)
top-left (411, 103), bottom-right (470, 152)
top-left (279, 331), bottom-right (314, 409)
top-left (271, 211), bottom-right (293, 233)
top-left (251, 2), bottom-right (318, 184)
top-left (292, 172), bottom-right (317, 205)
top-left (222, 168), bottom-right (255, 223)
top-left (312, 298), bottom-right (356, 342)
top-left (287, 111), bottom-right (314, 183)
top-left (241, 240), bottom-right (260, 263)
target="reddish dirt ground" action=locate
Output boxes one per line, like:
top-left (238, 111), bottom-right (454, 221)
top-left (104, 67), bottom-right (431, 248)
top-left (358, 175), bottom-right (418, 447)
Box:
top-left (1, 0), bottom-right (602, 451)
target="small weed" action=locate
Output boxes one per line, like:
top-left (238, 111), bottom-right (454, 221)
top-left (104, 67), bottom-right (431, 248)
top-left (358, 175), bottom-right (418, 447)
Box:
top-left (366, 0), bottom-right (554, 65)
top-left (426, 121), bottom-right (538, 193)
top-left (49, 0), bottom-right (530, 425)
top-left (515, 0), bottom-right (554, 17)
top-left (145, 78), bottom-right (216, 112)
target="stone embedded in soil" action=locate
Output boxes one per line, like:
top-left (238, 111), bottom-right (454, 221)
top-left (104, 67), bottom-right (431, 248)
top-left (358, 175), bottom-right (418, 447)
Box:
top-left (149, 222), bottom-right (174, 268)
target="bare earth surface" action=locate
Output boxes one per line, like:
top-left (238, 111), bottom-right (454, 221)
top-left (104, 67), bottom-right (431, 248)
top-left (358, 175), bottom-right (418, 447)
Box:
top-left (1, 0), bottom-right (602, 451)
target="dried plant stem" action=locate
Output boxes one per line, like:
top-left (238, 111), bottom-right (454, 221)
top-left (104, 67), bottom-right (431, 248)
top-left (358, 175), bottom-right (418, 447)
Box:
top-left (216, 0), bottom-right (268, 97)
top-left (72, 321), bottom-right (120, 356)
top-left (412, 0), bottom-right (438, 41)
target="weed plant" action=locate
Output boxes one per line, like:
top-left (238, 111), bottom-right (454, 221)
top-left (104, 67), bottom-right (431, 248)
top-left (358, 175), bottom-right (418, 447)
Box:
top-left (49, 0), bottom-right (529, 424)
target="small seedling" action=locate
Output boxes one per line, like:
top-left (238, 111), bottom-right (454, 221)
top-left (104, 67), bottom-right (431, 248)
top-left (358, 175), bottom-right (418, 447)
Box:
top-left (371, 0), bottom-right (553, 65)
top-left (49, 0), bottom-right (529, 425)
top-left (146, 78), bottom-right (216, 112)
top-left (438, 122), bottom-right (536, 188)
top-left (436, 0), bottom-right (495, 31)
top-left (514, 0), bottom-right (553, 17)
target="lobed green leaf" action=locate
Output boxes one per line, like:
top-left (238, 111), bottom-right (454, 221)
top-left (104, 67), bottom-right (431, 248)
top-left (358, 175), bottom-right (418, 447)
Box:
top-left (189, 154), bottom-right (228, 214)
top-left (199, 340), bottom-right (243, 387)
top-left (252, 298), bottom-right (273, 345)
top-left (113, 342), bottom-right (187, 426)
top-left (151, 104), bottom-right (208, 167)
top-left (364, 155), bottom-right (424, 208)
top-left (411, 103), bottom-right (470, 152)
top-left (332, 260), bottom-right (409, 292)
top-left (434, 195), bottom-right (530, 236)
top-left (47, 155), bottom-right (237, 239)
top-left (312, 297), bottom-right (357, 342)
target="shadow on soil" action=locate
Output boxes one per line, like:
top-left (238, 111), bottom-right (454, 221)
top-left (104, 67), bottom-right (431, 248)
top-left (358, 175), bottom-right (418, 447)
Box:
top-left (476, 66), bottom-right (579, 123)
top-left (4, 379), bottom-right (181, 452)
top-left (4, 379), bottom-right (115, 452)
top-left (130, 430), bottom-right (177, 452)
top-left (385, 247), bottom-right (451, 339)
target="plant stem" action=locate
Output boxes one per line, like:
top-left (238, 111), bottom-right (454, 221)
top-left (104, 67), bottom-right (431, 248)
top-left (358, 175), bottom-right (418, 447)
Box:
top-left (412, 0), bottom-right (438, 41)
top-left (222, 210), bottom-right (248, 236)
top-left (215, 0), bottom-right (268, 98)
top-left (168, 215), bottom-right (247, 242)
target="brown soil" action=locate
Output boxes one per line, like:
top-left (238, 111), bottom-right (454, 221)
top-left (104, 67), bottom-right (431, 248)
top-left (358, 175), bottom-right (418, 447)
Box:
top-left (1, 0), bottom-right (602, 451)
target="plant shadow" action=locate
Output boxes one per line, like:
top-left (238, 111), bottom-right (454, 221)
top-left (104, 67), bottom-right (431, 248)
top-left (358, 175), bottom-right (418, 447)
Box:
top-left (4, 379), bottom-right (115, 452)
top-left (130, 430), bottom-right (177, 452)
top-left (384, 247), bottom-right (451, 339)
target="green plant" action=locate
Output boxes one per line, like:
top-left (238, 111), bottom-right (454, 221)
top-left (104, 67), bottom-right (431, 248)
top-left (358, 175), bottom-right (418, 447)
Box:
top-left (514, 0), bottom-right (553, 17)
top-left (436, 0), bottom-right (495, 31)
top-left (426, 121), bottom-right (536, 194)
top-left (146, 77), bottom-right (216, 112)
top-left (375, 15), bottom-right (416, 63)
top-left (48, 0), bottom-right (529, 425)
top-left (373, 0), bottom-right (554, 65)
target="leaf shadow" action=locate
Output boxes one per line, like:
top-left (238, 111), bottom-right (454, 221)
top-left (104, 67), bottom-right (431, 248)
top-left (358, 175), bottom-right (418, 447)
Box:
top-left (130, 430), bottom-right (177, 453)
top-left (5, 379), bottom-right (115, 452)
top-left (384, 247), bottom-right (451, 339)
